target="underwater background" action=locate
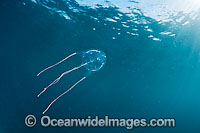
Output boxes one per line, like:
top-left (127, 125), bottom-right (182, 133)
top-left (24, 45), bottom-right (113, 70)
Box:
top-left (1, 0), bottom-right (200, 132)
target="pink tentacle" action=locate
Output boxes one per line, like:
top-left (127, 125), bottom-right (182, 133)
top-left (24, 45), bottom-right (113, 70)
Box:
top-left (42, 76), bottom-right (86, 114)
top-left (37, 52), bottom-right (76, 76)
top-left (37, 63), bottom-right (87, 97)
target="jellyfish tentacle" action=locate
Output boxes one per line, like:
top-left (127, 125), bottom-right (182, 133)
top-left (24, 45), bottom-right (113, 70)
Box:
top-left (37, 52), bottom-right (77, 76)
top-left (37, 63), bottom-right (88, 97)
top-left (42, 76), bottom-right (86, 114)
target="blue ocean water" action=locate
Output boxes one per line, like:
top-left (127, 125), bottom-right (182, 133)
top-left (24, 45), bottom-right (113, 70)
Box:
top-left (1, 0), bottom-right (200, 132)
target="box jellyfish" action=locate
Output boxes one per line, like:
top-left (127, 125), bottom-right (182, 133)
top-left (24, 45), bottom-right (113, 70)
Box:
top-left (37, 49), bottom-right (106, 114)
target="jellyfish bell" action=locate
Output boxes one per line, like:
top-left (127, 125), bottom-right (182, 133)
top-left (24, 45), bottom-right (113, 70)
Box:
top-left (80, 49), bottom-right (107, 72)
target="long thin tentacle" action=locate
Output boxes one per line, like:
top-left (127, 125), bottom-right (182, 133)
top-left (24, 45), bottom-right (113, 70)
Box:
top-left (37, 52), bottom-right (77, 76)
top-left (42, 76), bottom-right (86, 114)
top-left (37, 63), bottom-right (87, 97)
